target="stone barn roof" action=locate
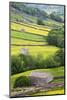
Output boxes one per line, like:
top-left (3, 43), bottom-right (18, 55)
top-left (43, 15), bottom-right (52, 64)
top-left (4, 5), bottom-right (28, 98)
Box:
top-left (29, 71), bottom-right (53, 86)
top-left (20, 48), bottom-right (28, 55)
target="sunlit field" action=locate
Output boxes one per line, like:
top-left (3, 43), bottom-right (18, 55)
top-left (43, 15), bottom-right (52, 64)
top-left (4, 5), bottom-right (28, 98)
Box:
top-left (11, 22), bottom-right (49, 36)
top-left (11, 30), bottom-right (45, 42)
top-left (11, 38), bottom-right (46, 45)
top-left (11, 45), bottom-right (59, 58)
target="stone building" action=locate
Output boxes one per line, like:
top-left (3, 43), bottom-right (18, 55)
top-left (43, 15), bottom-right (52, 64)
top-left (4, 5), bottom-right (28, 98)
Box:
top-left (20, 48), bottom-right (28, 55)
top-left (29, 71), bottom-right (53, 86)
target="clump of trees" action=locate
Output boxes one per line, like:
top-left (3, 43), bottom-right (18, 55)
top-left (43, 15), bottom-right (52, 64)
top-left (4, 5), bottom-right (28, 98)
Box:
top-left (44, 48), bottom-right (64, 68)
top-left (46, 27), bottom-right (64, 67)
top-left (47, 28), bottom-right (64, 48)
top-left (54, 48), bottom-right (64, 66)
top-left (14, 76), bottom-right (32, 88)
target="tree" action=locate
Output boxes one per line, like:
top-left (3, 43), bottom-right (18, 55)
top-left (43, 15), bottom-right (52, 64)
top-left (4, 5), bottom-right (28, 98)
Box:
top-left (54, 48), bottom-right (64, 66)
top-left (44, 48), bottom-right (64, 68)
top-left (11, 55), bottom-right (24, 75)
top-left (14, 76), bottom-right (32, 88)
top-left (47, 28), bottom-right (64, 48)
top-left (45, 56), bottom-right (60, 68)
top-left (37, 18), bottom-right (44, 25)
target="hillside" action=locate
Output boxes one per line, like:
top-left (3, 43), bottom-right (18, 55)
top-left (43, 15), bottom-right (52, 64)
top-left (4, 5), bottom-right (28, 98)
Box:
top-left (10, 2), bottom-right (65, 97)
top-left (10, 2), bottom-right (64, 25)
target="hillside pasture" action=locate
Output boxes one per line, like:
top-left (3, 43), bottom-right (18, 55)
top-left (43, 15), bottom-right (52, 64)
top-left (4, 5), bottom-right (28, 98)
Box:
top-left (11, 45), bottom-right (59, 58)
top-left (11, 38), bottom-right (46, 45)
top-left (11, 10), bottom-right (63, 29)
top-left (43, 19), bottom-right (63, 28)
top-left (11, 30), bottom-right (45, 42)
top-left (11, 12), bottom-right (23, 21)
top-left (14, 21), bottom-right (51, 31)
top-left (11, 22), bottom-right (49, 36)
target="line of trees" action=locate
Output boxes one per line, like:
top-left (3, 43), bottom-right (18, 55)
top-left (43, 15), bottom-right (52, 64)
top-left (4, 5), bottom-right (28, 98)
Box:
top-left (11, 48), bottom-right (64, 75)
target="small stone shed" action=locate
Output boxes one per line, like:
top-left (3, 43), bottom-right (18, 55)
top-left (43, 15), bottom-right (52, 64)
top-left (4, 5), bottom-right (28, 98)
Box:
top-left (20, 48), bottom-right (28, 55)
top-left (29, 71), bottom-right (53, 86)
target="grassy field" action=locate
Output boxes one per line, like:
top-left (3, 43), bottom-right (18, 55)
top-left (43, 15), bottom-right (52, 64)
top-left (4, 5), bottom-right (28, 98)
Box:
top-left (11, 30), bottom-right (45, 42)
top-left (43, 19), bottom-right (63, 28)
top-left (32, 88), bottom-right (64, 96)
top-left (11, 38), bottom-right (46, 45)
top-left (16, 21), bottom-right (51, 31)
top-left (11, 22), bottom-right (49, 36)
top-left (11, 66), bottom-right (64, 89)
top-left (11, 12), bottom-right (23, 21)
top-left (11, 21), bottom-right (59, 59)
top-left (11, 45), bottom-right (59, 58)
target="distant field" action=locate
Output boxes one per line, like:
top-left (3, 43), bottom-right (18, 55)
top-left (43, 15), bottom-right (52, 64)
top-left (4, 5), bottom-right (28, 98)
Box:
top-left (11, 45), bottom-right (59, 58)
top-left (11, 10), bottom-right (37, 23)
top-left (43, 19), bottom-right (63, 27)
top-left (11, 22), bottom-right (49, 36)
top-left (11, 13), bottom-right (23, 21)
top-left (14, 21), bottom-right (51, 31)
top-left (11, 66), bottom-right (64, 89)
top-left (11, 11), bottom-right (63, 29)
